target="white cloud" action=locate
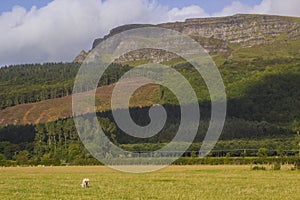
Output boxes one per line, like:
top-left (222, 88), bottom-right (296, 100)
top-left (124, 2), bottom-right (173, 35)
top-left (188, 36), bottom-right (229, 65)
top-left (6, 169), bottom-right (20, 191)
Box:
top-left (0, 0), bottom-right (168, 66)
top-left (254, 0), bottom-right (300, 17)
top-left (213, 1), bottom-right (253, 17)
top-left (214, 0), bottom-right (300, 17)
top-left (0, 0), bottom-right (299, 66)
top-left (167, 5), bottom-right (209, 22)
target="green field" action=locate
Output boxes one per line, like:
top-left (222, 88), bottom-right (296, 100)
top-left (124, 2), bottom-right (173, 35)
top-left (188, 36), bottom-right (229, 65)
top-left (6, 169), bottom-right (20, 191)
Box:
top-left (0, 165), bottom-right (299, 199)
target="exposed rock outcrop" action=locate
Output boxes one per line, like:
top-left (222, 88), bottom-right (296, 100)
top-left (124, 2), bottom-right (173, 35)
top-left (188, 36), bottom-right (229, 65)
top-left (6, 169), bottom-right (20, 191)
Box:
top-left (75, 14), bottom-right (300, 63)
top-left (73, 50), bottom-right (89, 63)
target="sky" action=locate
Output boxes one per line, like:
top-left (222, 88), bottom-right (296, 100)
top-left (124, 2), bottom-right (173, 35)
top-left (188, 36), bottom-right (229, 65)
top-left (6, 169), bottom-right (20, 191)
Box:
top-left (0, 0), bottom-right (299, 66)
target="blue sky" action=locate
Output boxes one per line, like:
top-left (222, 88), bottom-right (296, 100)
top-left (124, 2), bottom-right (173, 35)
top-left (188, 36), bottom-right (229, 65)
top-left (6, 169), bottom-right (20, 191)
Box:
top-left (157, 0), bottom-right (262, 13)
top-left (0, 0), bottom-right (262, 14)
top-left (0, 0), bottom-right (51, 13)
top-left (0, 0), bottom-right (299, 66)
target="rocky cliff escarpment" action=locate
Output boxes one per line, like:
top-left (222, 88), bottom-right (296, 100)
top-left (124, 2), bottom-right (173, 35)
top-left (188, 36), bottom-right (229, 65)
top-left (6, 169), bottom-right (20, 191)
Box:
top-left (74, 14), bottom-right (300, 63)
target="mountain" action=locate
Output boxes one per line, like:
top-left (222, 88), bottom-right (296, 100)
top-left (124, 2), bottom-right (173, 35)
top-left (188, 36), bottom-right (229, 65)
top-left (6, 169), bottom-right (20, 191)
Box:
top-left (74, 14), bottom-right (300, 63)
top-left (1, 14), bottom-right (300, 129)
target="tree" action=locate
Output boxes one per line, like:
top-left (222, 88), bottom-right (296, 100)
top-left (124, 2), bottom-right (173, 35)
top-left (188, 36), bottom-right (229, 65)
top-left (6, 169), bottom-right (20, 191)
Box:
top-left (294, 131), bottom-right (300, 157)
top-left (292, 120), bottom-right (300, 157)
top-left (0, 153), bottom-right (7, 166)
top-left (14, 150), bottom-right (30, 165)
top-left (257, 148), bottom-right (268, 163)
top-left (0, 153), bottom-right (6, 161)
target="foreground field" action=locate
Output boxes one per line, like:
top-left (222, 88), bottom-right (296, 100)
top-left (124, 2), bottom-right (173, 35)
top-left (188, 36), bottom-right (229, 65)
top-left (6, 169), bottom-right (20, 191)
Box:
top-left (0, 165), bottom-right (299, 199)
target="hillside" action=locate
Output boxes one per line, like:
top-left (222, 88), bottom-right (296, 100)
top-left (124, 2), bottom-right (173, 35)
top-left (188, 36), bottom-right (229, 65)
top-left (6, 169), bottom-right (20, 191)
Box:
top-left (1, 57), bottom-right (299, 128)
top-left (0, 82), bottom-right (160, 126)
top-left (1, 14), bottom-right (300, 129)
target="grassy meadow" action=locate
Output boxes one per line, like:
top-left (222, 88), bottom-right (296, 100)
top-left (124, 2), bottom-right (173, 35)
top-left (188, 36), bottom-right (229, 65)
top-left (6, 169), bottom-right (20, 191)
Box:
top-left (0, 165), bottom-right (299, 199)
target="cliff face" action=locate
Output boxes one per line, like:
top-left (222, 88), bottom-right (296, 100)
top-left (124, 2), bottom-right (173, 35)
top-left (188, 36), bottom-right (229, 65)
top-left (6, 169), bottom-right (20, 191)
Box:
top-left (75, 14), bottom-right (300, 63)
top-left (177, 14), bottom-right (300, 46)
top-left (73, 50), bottom-right (88, 63)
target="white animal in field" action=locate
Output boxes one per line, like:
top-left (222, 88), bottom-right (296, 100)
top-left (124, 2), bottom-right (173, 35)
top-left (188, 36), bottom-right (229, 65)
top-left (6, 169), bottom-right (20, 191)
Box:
top-left (81, 178), bottom-right (90, 188)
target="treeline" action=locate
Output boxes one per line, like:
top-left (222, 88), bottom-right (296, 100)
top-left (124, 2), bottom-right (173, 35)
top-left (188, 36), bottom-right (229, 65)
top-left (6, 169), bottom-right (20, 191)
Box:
top-left (0, 110), bottom-right (298, 166)
top-left (0, 63), bottom-right (131, 109)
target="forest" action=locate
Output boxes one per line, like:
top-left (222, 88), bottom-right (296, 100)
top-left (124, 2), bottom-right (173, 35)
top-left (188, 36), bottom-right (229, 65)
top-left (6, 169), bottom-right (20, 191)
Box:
top-left (0, 62), bottom-right (132, 109)
top-left (0, 116), bottom-right (299, 166)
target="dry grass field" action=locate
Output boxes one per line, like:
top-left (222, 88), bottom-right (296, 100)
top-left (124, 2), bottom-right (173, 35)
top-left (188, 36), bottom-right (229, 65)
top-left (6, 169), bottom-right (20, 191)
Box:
top-left (0, 165), bottom-right (299, 199)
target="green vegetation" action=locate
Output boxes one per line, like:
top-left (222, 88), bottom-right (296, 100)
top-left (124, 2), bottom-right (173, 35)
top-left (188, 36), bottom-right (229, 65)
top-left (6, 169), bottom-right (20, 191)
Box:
top-left (0, 63), bottom-right (78, 109)
top-left (0, 63), bottom-right (132, 109)
top-left (1, 116), bottom-right (299, 166)
top-left (0, 166), bottom-right (299, 199)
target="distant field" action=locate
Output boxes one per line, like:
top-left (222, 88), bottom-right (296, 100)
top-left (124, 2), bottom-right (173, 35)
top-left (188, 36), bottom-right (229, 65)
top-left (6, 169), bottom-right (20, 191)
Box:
top-left (0, 165), bottom-right (299, 199)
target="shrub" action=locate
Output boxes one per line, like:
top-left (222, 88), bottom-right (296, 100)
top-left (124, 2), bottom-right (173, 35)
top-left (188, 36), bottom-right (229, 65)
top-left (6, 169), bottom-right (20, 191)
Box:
top-left (273, 163), bottom-right (281, 170)
top-left (294, 158), bottom-right (300, 170)
top-left (251, 165), bottom-right (266, 170)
